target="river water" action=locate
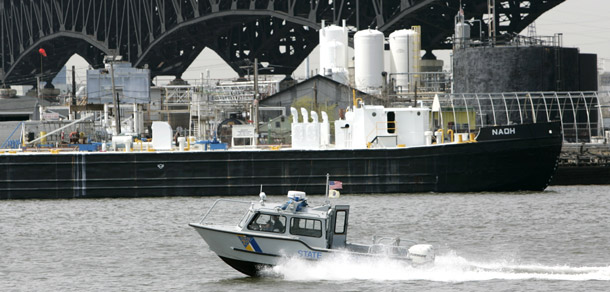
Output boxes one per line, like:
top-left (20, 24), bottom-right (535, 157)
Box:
top-left (1, 185), bottom-right (609, 291)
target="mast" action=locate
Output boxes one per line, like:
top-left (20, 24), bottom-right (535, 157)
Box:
top-left (325, 173), bottom-right (330, 205)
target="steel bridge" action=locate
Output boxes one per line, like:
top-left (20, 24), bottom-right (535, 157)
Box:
top-left (1, 0), bottom-right (565, 86)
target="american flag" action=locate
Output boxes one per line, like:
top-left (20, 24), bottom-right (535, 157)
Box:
top-left (329, 181), bottom-right (343, 190)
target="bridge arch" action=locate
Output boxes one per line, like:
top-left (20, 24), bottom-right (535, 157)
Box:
top-left (5, 32), bottom-right (110, 85)
top-left (135, 10), bottom-right (320, 78)
top-left (1, 0), bottom-right (565, 85)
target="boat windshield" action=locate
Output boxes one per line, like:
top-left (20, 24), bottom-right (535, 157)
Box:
top-left (238, 210), bottom-right (253, 228)
top-left (247, 213), bottom-right (286, 233)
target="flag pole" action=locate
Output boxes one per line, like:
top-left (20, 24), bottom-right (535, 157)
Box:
top-left (325, 173), bottom-right (330, 205)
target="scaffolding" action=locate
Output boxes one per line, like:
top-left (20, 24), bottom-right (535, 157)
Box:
top-left (161, 80), bottom-right (282, 140)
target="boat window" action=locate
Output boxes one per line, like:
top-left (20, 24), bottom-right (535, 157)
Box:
top-left (335, 210), bottom-right (346, 234)
top-left (290, 218), bottom-right (322, 238)
top-left (247, 213), bottom-right (286, 233)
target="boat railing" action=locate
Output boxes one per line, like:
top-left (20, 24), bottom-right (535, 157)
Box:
top-left (366, 121), bottom-right (398, 147)
top-left (425, 91), bottom-right (610, 143)
top-left (197, 199), bottom-right (253, 225)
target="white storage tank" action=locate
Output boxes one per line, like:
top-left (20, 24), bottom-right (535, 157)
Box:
top-left (354, 29), bottom-right (384, 94)
top-left (319, 24), bottom-right (349, 72)
top-left (319, 23), bottom-right (349, 84)
top-left (389, 29), bottom-right (420, 92)
top-left (319, 40), bottom-right (342, 72)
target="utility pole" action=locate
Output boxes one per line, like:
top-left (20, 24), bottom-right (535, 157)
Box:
top-left (109, 55), bottom-right (121, 135)
top-left (38, 55), bottom-right (42, 100)
top-left (488, 0), bottom-right (496, 46)
top-left (253, 58), bottom-right (259, 135)
top-left (37, 76), bottom-right (41, 100)
top-left (71, 65), bottom-right (76, 106)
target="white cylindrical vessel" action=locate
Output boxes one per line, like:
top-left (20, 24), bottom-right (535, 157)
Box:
top-left (320, 40), bottom-right (347, 75)
top-left (178, 137), bottom-right (186, 151)
top-left (354, 29), bottom-right (384, 94)
top-left (320, 24), bottom-right (349, 84)
top-left (319, 25), bottom-right (349, 72)
top-left (389, 29), bottom-right (419, 92)
top-left (424, 131), bottom-right (433, 146)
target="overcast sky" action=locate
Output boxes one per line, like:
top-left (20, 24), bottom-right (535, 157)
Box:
top-left (66, 0), bottom-right (610, 84)
top-left (535, 0), bottom-right (610, 65)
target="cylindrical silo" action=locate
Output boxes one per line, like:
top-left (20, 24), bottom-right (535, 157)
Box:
top-left (453, 46), bottom-right (582, 93)
top-left (389, 29), bottom-right (419, 92)
top-left (320, 25), bottom-right (348, 70)
top-left (319, 23), bottom-right (349, 84)
top-left (319, 40), bottom-right (346, 72)
top-left (354, 29), bottom-right (384, 94)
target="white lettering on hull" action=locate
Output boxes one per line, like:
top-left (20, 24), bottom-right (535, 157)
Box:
top-left (492, 128), bottom-right (516, 135)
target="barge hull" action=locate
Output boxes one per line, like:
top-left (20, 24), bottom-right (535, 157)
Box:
top-left (0, 122), bottom-right (562, 199)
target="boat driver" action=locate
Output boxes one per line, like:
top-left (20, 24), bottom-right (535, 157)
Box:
top-left (265, 215), bottom-right (285, 233)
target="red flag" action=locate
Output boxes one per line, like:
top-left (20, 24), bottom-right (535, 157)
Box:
top-left (38, 48), bottom-right (47, 57)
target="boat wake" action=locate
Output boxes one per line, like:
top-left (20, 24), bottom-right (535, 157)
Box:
top-left (261, 251), bottom-right (610, 282)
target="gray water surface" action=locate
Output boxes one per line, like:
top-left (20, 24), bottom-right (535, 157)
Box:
top-left (1, 185), bottom-right (609, 291)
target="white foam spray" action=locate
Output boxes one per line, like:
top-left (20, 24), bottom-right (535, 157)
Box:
top-left (260, 251), bottom-right (610, 282)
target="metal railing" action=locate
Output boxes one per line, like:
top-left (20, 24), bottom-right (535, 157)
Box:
top-left (196, 199), bottom-right (253, 226)
top-left (425, 91), bottom-right (610, 143)
top-left (389, 72), bottom-right (451, 95)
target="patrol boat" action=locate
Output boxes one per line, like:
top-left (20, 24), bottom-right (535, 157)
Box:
top-left (189, 178), bottom-right (435, 276)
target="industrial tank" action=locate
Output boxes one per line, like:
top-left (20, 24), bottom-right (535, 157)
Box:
top-left (319, 40), bottom-right (345, 73)
top-left (354, 29), bottom-right (384, 94)
top-left (389, 29), bottom-right (420, 92)
top-left (454, 22), bottom-right (471, 49)
top-left (453, 46), bottom-right (585, 93)
top-left (319, 24), bottom-right (349, 74)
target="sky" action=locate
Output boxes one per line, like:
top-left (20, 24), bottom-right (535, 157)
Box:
top-left (64, 0), bottom-right (610, 86)
top-left (534, 0), bottom-right (610, 67)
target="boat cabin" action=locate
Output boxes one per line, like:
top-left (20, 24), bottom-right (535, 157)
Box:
top-left (335, 105), bottom-right (431, 149)
top-left (238, 191), bottom-right (350, 249)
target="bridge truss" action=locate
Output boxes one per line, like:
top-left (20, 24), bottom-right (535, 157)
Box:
top-left (1, 0), bottom-right (565, 86)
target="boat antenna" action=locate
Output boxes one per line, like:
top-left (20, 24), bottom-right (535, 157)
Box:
top-left (325, 173), bottom-right (330, 205)
top-left (259, 184), bottom-right (266, 206)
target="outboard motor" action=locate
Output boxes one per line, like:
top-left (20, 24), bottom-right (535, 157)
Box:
top-left (407, 244), bottom-right (435, 265)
